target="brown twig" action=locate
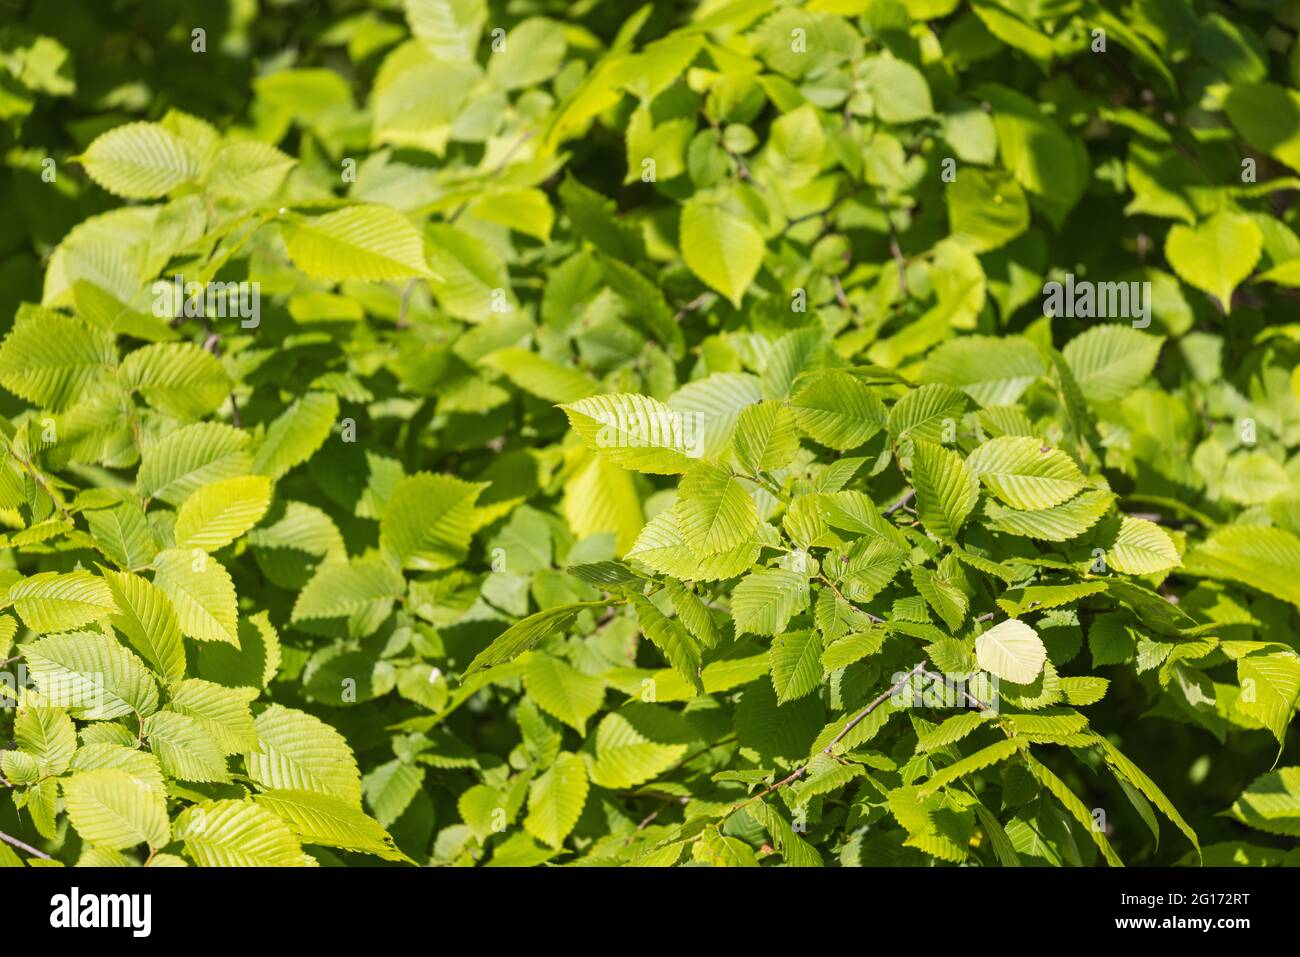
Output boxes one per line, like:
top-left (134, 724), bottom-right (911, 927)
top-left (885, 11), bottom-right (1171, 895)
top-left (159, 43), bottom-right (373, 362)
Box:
top-left (884, 488), bottom-right (915, 516)
top-left (817, 574), bottom-right (885, 624)
top-left (722, 662), bottom-right (926, 820)
top-left (0, 829), bottom-right (51, 860)
top-left (920, 666), bottom-right (994, 712)
top-left (876, 191), bottom-right (909, 296)
top-left (672, 293), bottom-right (710, 324)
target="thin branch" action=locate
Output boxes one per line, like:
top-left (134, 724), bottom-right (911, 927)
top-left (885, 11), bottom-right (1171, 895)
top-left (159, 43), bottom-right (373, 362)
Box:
top-left (491, 129), bottom-right (536, 176)
top-left (723, 662), bottom-right (925, 820)
top-left (884, 488), bottom-right (915, 516)
top-left (0, 829), bottom-right (51, 861)
top-left (828, 662), bottom-right (927, 750)
top-left (920, 667), bottom-right (994, 712)
top-left (876, 191), bottom-right (909, 297)
top-left (672, 292), bottom-right (710, 324)
top-left (817, 574), bottom-right (885, 624)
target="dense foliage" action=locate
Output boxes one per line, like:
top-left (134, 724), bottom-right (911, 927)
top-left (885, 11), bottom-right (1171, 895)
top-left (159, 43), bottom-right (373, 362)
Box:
top-left (0, 0), bottom-right (1298, 868)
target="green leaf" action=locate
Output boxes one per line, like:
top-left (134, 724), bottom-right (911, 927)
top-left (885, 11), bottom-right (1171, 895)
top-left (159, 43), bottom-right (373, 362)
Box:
top-left (174, 475), bottom-right (272, 552)
top-left (919, 738), bottom-right (1023, 796)
top-left (627, 507), bottom-right (760, 582)
top-left (668, 373), bottom-right (763, 459)
top-left (766, 104), bottom-right (826, 184)
top-left (69, 743), bottom-right (166, 797)
top-left (78, 122), bottom-right (198, 199)
top-left (104, 569), bottom-right (186, 686)
top-left (979, 83), bottom-right (1086, 227)
top-left (947, 169), bottom-right (1030, 253)
top-left (674, 462), bottom-right (758, 556)
top-left (888, 384), bottom-right (968, 444)
top-left (861, 55), bottom-right (932, 123)
top-left (138, 422), bottom-right (253, 506)
top-left (22, 630), bottom-right (158, 719)
top-left (524, 751), bottom-right (588, 849)
top-left (562, 393), bottom-right (703, 474)
top-left (292, 558), bottom-right (405, 621)
top-left (480, 348), bottom-right (598, 404)
top-left (965, 437), bottom-right (1085, 510)
top-left (1164, 212), bottom-right (1262, 311)
top-left (364, 760), bottom-right (425, 829)
top-left (120, 343), bottom-right (232, 420)
top-left (630, 594), bottom-right (704, 696)
top-left (974, 619), bottom-right (1046, 684)
top-left (769, 629), bottom-right (823, 703)
top-left (1062, 326), bottom-right (1164, 404)
top-left (0, 308), bottom-right (115, 412)
top-left (916, 711), bottom-right (995, 753)
top-left (983, 490), bottom-right (1114, 542)
top-left (586, 709), bottom-right (687, 789)
top-left (1024, 754), bottom-right (1123, 866)
top-left (790, 371), bottom-right (886, 450)
top-left (911, 440), bottom-right (978, 540)
top-left (380, 472), bottom-right (484, 570)
top-left (1229, 767), bottom-right (1300, 836)
top-left (62, 768), bottom-right (170, 850)
top-left (1097, 737), bottom-right (1199, 853)
top-left (254, 789), bottom-right (413, 862)
top-left (486, 17), bottom-right (566, 90)
top-left (244, 704), bottom-right (363, 807)
top-left (680, 193), bottom-right (765, 308)
top-left (912, 566), bottom-right (969, 632)
top-left (87, 504), bottom-right (157, 571)
top-left (1224, 82), bottom-right (1300, 173)
top-left (1184, 525), bottom-right (1300, 609)
top-left (152, 548), bottom-right (239, 645)
top-left (562, 453), bottom-right (643, 556)
top-left (13, 703), bottom-right (76, 775)
top-left (175, 800), bottom-right (312, 866)
top-left (731, 568), bottom-right (808, 637)
top-left (284, 205), bottom-right (431, 282)
top-left (1236, 653), bottom-right (1300, 748)
top-left (732, 401), bottom-right (800, 473)
top-left (403, 0), bottom-right (486, 61)
top-left (207, 141), bottom-right (296, 202)
top-left (169, 678), bottom-right (259, 754)
top-left (463, 601), bottom-right (609, 675)
top-left (143, 709), bottom-right (230, 782)
top-left (251, 392), bottom-right (339, 480)
top-left (821, 628), bottom-right (886, 670)
top-left (523, 655), bottom-right (607, 734)
top-left (1106, 516), bottom-right (1181, 575)
top-left (9, 570), bottom-right (116, 633)
top-left (922, 335), bottom-right (1045, 406)
top-left (425, 223), bottom-right (515, 321)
